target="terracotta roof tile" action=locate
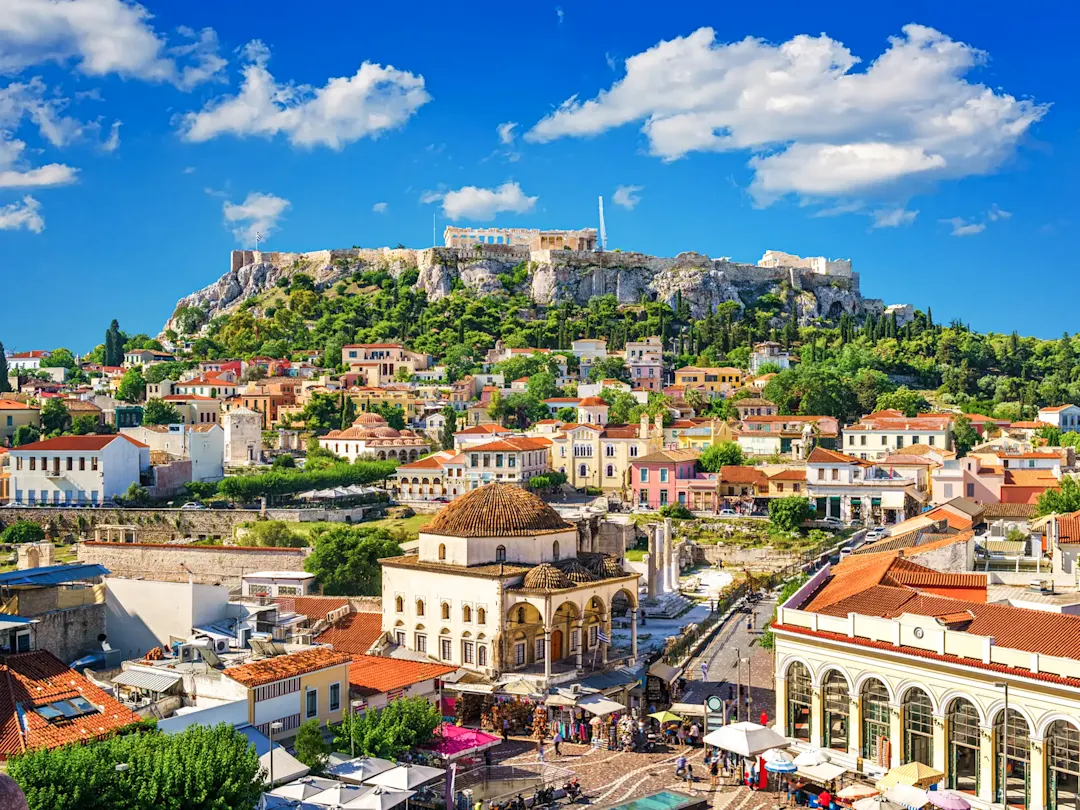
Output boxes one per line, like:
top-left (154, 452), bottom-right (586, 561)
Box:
top-left (462, 437), bottom-right (552, 453)
top-left (981, 503), bottom-right (1037, 519)
top-left (768, 469), bottom-right (807, 481)
top-left (274, 596), bottom-right (350, 621)
top-left (314, 612), bottom-right (384, 655)
top-left (720, 466), bottom-right (768, 485)
top-left (225, 647), bottom-right (352, 688)
top-left (634, 449), bottom-right (701, 464)
top-left (424, 483), bottom-right (572, 538)
top-left (11, 435), bottom-right (130, 452)
top-left (807, 447), bottom-right (869, 465)
top-left (347, 655), bottom-right (456, 698)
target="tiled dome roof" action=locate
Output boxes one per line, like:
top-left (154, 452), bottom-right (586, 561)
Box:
top-left (558, 560), bottom-right (596, 584)
top-left (523, 563), bottom-right (571, 590)
top-left (578, 397), bottom-right (607, 407)
top-left (425, 483), bottom-right (573, 538)
top-left (369, 426), bottom-right (401, 438)
top-left (582, 553), bottom-right (627, 579)
top-left (355, 412), bottom-right (387, 425)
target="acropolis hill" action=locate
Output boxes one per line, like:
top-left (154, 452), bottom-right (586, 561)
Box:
top-left (164, 241), bottom-right (890, 334)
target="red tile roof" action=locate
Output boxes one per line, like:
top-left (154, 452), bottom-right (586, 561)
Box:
top-left (0, 400), bottom-right (37, 410)
top-left (720, 466), bottom-right (768, 485)
top-left (1052, 511), bottom-right (1080, 545)
top-left (578, 397), bottom-right (607, 407)
top-left (455, 425), bottom-right (511, 435)
top-left (768, 469), bottom-right (807, 481)
top-left (347, 655), bottom-right (456, 697)
top-left (0, 651), bottom-right (142, 759)
top-left (10, 435), bottom-right (141, 452)
top-left (314, 612), bottom-right (385, 655)
top-left (162, 394), bottom-right (217, 401)
top-left (274, 596), bottom-right (350, 621)
top-left (462, 437), bottom-right (552, 453)
top-left (807, 447), bottom-right (868, 465)
top-left (225, 647), bottom-right (352, 688)
top-left (425, 483), bottom-right (572, 538)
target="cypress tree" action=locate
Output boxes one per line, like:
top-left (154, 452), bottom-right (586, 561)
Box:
top-left (0, 341), bottom-right (9, 393)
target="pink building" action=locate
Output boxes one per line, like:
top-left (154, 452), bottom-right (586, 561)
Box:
top-left (933, 456), bottom-right (1002, 505)
top-left (629, 361), bottom-right (663, 392)
top-left (630, 449), bottom-right (719, 512)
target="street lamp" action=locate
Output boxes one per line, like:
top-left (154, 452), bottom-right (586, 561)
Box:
top-left (994, 682), bottom-right (1008, 810)
top-left (269, 721), bottom-right (284, 788)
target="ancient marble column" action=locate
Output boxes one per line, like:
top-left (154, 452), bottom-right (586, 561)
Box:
top-left (646, 526), bottom-right (658, 599)
top-left (664, 518), bottom-right (677, 592)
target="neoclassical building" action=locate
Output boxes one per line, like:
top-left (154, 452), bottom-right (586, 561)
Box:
top-left (379, 484), bottom-right (639, 688)
top-left (319, 412), bottom-right (430, 462)
top-left (774, 551), bottom-right (1080, 810)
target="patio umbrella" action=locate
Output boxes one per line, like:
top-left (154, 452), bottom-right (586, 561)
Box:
top-left (269, 776), bottom-right (339, 801)
top-left (854, 798), bottom-right (906, 810)
top-left (702, 721), bottom-right (787, 757)
top-left (885, 785), bottom-right (930, 809)
top-left (342, 786), bottom-right (416, 810)
top-left (326, 757), bottom-right (397, 785)
top-left (793, 749), bottom-right (831, 767)
top-left (363, 764), bottom-right (445, 790)
top-left (877, 763), bottom-right (945, 791)
top-left (838, 785), bottom-right (880, 800)
top-left (648, 711), bottom-right (684, 724)
top-left (309, 784), bottom-right (373, 807)
top-left (927, 793), bottom-right (971, 810)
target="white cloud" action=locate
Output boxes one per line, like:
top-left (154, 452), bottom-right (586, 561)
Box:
top-left (170, 26), bottom-right (228, 90)
top-left (556, 6), bottom-right (564, 24)
top-left (222, 191), bottom-right (290, 244)
top-left (941, 216), bottom-right (985, 237)
top-left (0, 133), bottom-right (78, 187)
top-left (871, 207), bottom-right (918, 228)
top-left (0, 77), bottom-right (88, 147)
top-left (100, 120), bottom-right (120, 151)
top-left (605, 52), bottom-right (617, 71)
top-left (612, 184), bottom-right (643, 209)
top-left (183, 166), bottom-right (195, 173)
top-left (0, 0), bottom-right (224, 87)
top-left (0, 195), bottom-right (44, 232)
top-left (432, 182), bottom-right (537, 221)
top-left (497, 121), bottom-right (517, 145)
top-left (526, 25), bottom-right (1048, 203)
top-left (988, 203), bottom-right (1011, 221)
top-left (180, 40), bottom-right (430, 149)
top-left (372, 201), bottom-right (388, 213)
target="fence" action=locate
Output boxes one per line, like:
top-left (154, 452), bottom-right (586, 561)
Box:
top-left (454, 763), bottom-right (574, 805)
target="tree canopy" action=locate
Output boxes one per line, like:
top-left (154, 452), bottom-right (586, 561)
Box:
top-left (333, 696), bottom-right (441, 760)
top-left (769, 496), bottom-right (812, 532)
top-left (303, 525), bottom-right (403, 595)
top-left (142, 398), bottom-right (183, 426)
top-left (698, 441), bottom-right (744, 472)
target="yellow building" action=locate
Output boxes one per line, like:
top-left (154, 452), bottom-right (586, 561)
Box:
top-left (674, 418), bottom-right (737, 451)
top-left (347, 387), bottom-right (425, 421)
top-left (0, 399), bottom-right (40, 443)
top-left (223, 646), bottom-right (352, 738)
top-left (673, 366), bottom-right (744, 395)
top-left (549, 414), bottom-right (664, 494)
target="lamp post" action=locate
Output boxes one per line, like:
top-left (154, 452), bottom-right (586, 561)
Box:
top-left (269, 721), bottom-right (284, 788)
top-left (994, 682), bottom-right (1008, 810)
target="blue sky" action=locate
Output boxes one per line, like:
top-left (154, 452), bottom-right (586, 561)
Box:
top-left (1, 0), bottom-right (1076, 352)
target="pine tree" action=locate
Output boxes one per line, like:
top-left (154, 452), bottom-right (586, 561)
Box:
top-left (927, 307), bottom-right (933, 329)
top-left (104, 319), bottom-right (123, 366)
top-left (440, 403), bottom-right (457, 450)
top-left (341, 395), bottom-right (357, 430)
top-left (0, 341), bottom-right (9, 393)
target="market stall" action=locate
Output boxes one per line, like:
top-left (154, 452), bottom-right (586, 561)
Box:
top-left (422, 724), bottom-right (501, 763)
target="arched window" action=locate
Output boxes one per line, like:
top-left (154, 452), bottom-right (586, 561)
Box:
top-left (578, 463), bottom-right (587, 477)
top-left (438, 543), bottom-right (446, 560)
top-left (823, 671), bottom-right (849, 751)
top-left (903, 688), bottom-right (934, 766)
top-left (416, 599), bottom-right (425, 617)
top-left (395, 595), bottom-right (404, 613)
top-left (495, 545), bottom-right (507, 562)
top-left (1047, 720), bottom-right (1080, 810)
top-left (441, 602), bottom-right (451, 620)
top-left (994, 708), bottom-right (1030, 807)
top-left (517, 606), bottom-right (526, 624)
top-left (606, 464), bottom-right (615, 477)
top-left (947, 698), bottom-right (980, 794)
top-left (861, 679), bottom-right (890, 760)
top-left (462, 605), bottom-right (472, 622)
top-left (477, 645), bottom-right (487, 667)
top-left (477, 607), bottom-right (486, 625)
top-left (786, 662), bottom-right (812, 741)
top-left (552, 540), bottom-right (560, 560)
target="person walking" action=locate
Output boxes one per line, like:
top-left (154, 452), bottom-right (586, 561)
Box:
top-left (709, 758), bottom-right (720, 790)
top-left (536, 738), bottom-right (546, 764)
top-left (675, 754), bottom-right (687, 778)
top-left (684, 763), bottom-right (694, 789)
top-left (552, 730), bottom-right (563, 757)
top-left (502, 717), bottom-right (509, 742)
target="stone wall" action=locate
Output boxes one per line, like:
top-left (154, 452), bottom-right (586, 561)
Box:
top-left (78, 542), bottom-right (310, 585)
top-left (692, 542), bottom-right (803, 571)
top-left (34, 603), bottom-right (106, 665)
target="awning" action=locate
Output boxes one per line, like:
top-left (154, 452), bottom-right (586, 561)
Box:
top-left (578, 696), bottom-right (625, 717)
top-left (112, 668), bottom-right (182, 693)
top-left (0, 616), bottom-right (36, 632)
top-left (985, 540), bottom-right (1025, 554)
top-left (544, 694), bottom-right (579, 708)
top-left (647, 662), bottom-right (681, 683)
top-left (668, 702), bottom-right (707, 717)
top-left (798, 762), bottom-right (849, 784)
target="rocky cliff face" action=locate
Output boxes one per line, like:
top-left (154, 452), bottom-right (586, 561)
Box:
top-left (163, 246), bottom-right (882, 334)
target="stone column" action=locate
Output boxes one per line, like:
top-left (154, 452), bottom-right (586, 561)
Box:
top-left (646, 527), bottom-right (658, 598)
top-left (978, 724), bottom-right (995, 804)
top-left (932, 713), bottom-right (948, 779)
top-left (543, 628), bottom-right (552, 680)
top-left (654, 524), bottom-right (668, 596)
top-left (573, 621), bottom-right (584, 670)
top-left (663, 518), bottom-right (676, 592)
top-left (600, 616), bottom-right (609, 665)
top-left (1029, 734), bottom-right (1046, 810)
top-left (889, 703), bottom-right (904, 768)
top-left (810, 686), bottom-right (824, 749)
top-left (848, 695), bottom-right (862, 759)
top-left (775, 674), bottom-right (788, 736)
top-left (630, 608), bottom-right (639, 661)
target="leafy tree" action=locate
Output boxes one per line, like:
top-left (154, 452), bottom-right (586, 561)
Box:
top-left (240, 365), bottom-right (267, 382)
top-left (118, 482), bottom-right (151, 506)
top-left (586, 356), bottom-right (629, 383)
top-left (698, 441), bottom-right (744, 472)
top-left (439, 403), bottom-right (457, 450)
top-left (334, 696), bottom-right (442, 760)
top-left (0, 340), bottom-right (10, 392)
top-left (173, 305), bottom-right (208, 335)
top-left (13, 424), bottom-right (40, 446)
top-left (370, 403), bottom-right (406, 430)
top-left (1036, 426), bottom-right (1062, 446)
top-left (218, 460), bottom-right (395, 503)
top-left (304, 525), bottom-right (403, 595)
top-left (527, 471), bottom-right (568, 492)
top-left (759, 573), bottom-right (809, 649)
top-left (8, 722), bottom-right (262, 810)
top-left (952, 414), bottom-right (978, 458)
top-left (247, 520), bottom-right (304, 548)
top-left (142, 398), bottom-right (183, 426)
top-left (39, 398), bottom-right (70, 435)
top-left (294, 719), bottom-right (331, 771)
top-left (340, 396), bottom-right (358, 430)
top-left (271, 454), bottom-right (296, 469)
top-left (1036, 475), bottom-right (1080, 517)
top-left (48, 348), bottom-right (76, 369)
top-left (103, 319), bottom-right (124, 367)
top-left (525, 371), bottom-right (558, 401)
top-left (769, 496), bottom-right (812, 532)
top-left (658, 503), bottom-right (694, 519)
top-left (874, 386), bottom-right (930, 417)
top-left (184, 481), bottom-right (218, 501)
top-left (117, 368), bottom-right (147, 403)
top-left (502, 392), bottom-right (547, 429)
top-left (555, 406), bottom-right (577, 422)
top-left (70, 413), bottom-right (101, 435)
top-left (300, 392), bottom-right (343, 434)
top-left (0, 521), bottom-right (46, 544)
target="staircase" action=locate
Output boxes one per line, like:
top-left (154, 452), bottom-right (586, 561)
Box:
top-left (640, 591), bottom-right (694, 619)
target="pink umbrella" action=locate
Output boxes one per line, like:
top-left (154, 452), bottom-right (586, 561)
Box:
top-left (927, 793), bottom-right (970, 810)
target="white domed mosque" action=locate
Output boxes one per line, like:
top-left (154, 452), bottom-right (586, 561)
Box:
top-left (378, 483), bottom-right (639, 687)
top-left (318, 411), bottom-right (431, 462)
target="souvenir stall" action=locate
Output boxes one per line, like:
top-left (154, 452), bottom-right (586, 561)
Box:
top-left (544, 694), bottom-right (594, 745)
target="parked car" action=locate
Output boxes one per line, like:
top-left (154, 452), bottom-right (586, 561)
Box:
top-left (180, 502), bottom-right (207, 510)
top-left (718, 509), bottom-right (738, 516)
top-left (820, 516), bottom-right (845, 528)
top-left (865, 527), bottom-right (889, 541)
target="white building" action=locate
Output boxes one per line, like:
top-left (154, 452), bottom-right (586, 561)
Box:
top-left (224, 407), bottom-right (262, 466)
top-left (380, 483), bottom-right (640, 686)
top-left (571, 338), bottom-right (608, 377)
top-left (5, 350), bottom-right (51, 371)
top-left (749, 341), bottom-right (792, 374)
top-left (8, 434), bottom-right (149, 505)
top-left (319, 412), bottom-right (430, 463)
top-left (241, 571), bottom-right (316, 598)
top-left (757, 250), bottom-right (852, 276)
top-left (843, 410), bottom-right (953, 459)
top-left (121, 423), bottom-right (224, 482)
top-left (1037, 405), bottom-right (1080, 432)
top-left (806, 446), bottom-right (926, 525)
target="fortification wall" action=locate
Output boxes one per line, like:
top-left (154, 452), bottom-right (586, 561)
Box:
top-left (78, 541), bottom-right (310, 585)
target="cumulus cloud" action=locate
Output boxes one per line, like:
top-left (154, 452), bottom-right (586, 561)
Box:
top-left (556, 6), bottom-right (564, 24)
top-left (526, 25), bottom-right (1048, 203)
top-left (0, 195), bottom-right (44, 232)
top-left (988, 203), bottom-right (1011, 221)
top-left (941, 216), bottom-right (985, 237)
top-left (612, 184), bottom-right (643, 209)
top-left (871, 207), bottom-right (918, 228)
top-left (0, 133), bottom-right (78, 188)
top-left (0, 0), bottom-right (225, 87)
top-left (222, 191), bottom-right (290, 244)
top-left (100, 120), bottom-right (121, 152)
top-left (428, 181), bottom-right (537, 221)
top-left (180, 40), bottom-right (431, 148)
top-left (372, 201), bottom-right (388, 213)
top-left (0, 77), bottom-right (89, 147)
top-left (497, 121), bottom-right (518, 145)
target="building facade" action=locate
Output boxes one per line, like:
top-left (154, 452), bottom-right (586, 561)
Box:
top-left (8, 434), bottom-right (149, 505)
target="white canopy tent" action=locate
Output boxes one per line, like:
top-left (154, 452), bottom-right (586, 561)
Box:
top-left (702, 722), bottom-right (787, 757)
top-left (577, 695), bottom-right (626, 717)
top-left (363, 763), bottom-right (445, 790)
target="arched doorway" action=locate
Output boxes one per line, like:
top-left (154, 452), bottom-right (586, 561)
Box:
top-left (948, 698), bottom-right (981, 795)
top-left (861, 679), bottom-right (891, 761)
top-left (994, 708), bottom-right (1030, 808)
top-left (786, 661), bottom-right (812, 741)
top-left (903, 688), bottom-right (934, 766)
top-left (822, 670), bottom-right (849, 751)
top-left (1047, 720), bottom-right (1079, 810)
top-left (551, 629), bottom-right (563, 661)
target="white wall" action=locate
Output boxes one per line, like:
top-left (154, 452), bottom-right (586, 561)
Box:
top-left (157, 699), bottom-right (249, 734)
top-left (104, 578), bottom-right (230, 660)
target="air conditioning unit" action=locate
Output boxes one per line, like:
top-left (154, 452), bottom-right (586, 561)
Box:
top-left (1030, 579), bottom-right (1049, 593)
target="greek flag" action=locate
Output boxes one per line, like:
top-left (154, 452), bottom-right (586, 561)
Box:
top-left (598, 630), bottom-right (610, 644)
